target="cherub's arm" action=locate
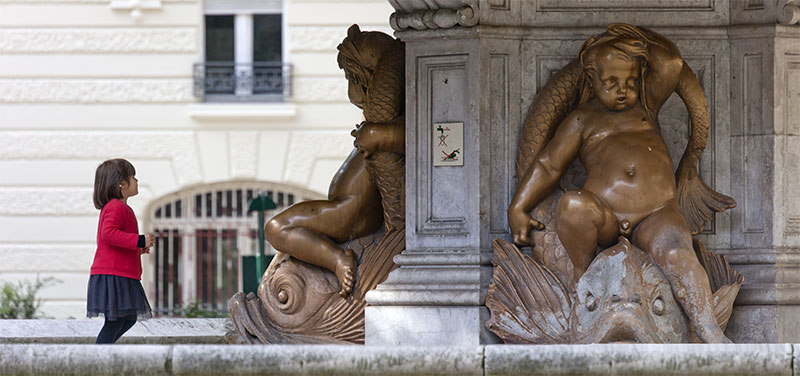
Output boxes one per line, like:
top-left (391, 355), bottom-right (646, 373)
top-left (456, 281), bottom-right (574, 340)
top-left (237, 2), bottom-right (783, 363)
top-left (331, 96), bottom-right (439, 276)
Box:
top-left (509, 112), bottom-right (583, 245)
top-left (351, 116), bottom-right (405, 156)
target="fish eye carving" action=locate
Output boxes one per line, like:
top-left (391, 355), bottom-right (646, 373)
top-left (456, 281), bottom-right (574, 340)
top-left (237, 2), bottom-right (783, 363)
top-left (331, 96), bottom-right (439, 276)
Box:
top-left (585, 292), bottom-right (597, 311)
top-left (652, 297), bottom-right (665, 315)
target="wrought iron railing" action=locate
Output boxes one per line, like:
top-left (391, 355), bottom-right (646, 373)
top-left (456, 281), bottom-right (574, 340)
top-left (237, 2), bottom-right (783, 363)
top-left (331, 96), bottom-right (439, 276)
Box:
top-left (193, 62), bottom-right (292, 102)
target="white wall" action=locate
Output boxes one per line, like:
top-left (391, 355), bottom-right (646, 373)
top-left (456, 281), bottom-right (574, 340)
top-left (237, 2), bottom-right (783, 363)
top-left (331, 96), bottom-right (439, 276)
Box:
top-left (0, 0), bottom-right (394, 318)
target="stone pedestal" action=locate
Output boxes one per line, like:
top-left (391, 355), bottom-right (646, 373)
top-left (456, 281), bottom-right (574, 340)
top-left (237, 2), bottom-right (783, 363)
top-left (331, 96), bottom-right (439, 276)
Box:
top-left (365, 26), bottom-right (520, 345)
top-left (366, 0), bottom-right (800, 345)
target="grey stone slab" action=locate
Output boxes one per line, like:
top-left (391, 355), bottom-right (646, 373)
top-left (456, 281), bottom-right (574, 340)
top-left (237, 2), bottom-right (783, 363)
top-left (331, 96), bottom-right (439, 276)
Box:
top-left (484, 344), bottom-right (793, 376)
top-left (365, 306), bottom-right (498, 346)
top-left (170, 345), bottom-right (484, 375)
top-left (0, 318), bottom-right (229, 344)
top-left (0, 344), bottom-right (170, 375)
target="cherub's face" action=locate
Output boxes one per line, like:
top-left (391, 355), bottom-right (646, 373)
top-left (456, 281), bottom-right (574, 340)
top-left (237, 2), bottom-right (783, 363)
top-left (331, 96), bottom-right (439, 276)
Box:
top-left (590, 52), bottom-right (639, 111)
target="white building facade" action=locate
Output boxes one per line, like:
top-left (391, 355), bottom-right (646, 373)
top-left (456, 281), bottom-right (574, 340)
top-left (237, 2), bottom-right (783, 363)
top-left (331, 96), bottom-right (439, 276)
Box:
top-left (0, 0), bottom-right (393, 318)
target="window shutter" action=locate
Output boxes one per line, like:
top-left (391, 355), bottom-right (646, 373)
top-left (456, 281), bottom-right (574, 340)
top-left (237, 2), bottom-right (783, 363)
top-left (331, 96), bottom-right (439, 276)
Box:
top-left (204, 0), bottom-right (281, 14)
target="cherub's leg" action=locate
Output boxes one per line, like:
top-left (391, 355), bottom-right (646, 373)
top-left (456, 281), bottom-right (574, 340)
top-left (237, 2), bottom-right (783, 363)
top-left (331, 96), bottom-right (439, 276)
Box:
top-left (632, 202), bottom-right (731, 343)
top-left (556, 189), bottom-right (618, 286)
top-left (265, 195), bottom-right (383, 297)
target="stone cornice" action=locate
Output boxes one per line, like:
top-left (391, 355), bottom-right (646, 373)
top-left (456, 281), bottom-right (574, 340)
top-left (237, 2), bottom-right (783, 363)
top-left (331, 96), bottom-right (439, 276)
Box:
top-left (388, 0), bottom-right (478, 31)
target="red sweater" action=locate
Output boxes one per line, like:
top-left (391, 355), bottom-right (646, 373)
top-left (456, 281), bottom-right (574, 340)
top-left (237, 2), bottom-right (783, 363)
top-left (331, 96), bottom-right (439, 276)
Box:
top-left (90, 199), bottom-right (142, 280)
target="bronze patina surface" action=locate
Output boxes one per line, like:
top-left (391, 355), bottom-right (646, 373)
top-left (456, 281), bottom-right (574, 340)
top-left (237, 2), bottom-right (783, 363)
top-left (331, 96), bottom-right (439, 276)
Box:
top-left (226, 25), bottom-right (405, 344)
top-left (496, 23), bottom-right (739, 343)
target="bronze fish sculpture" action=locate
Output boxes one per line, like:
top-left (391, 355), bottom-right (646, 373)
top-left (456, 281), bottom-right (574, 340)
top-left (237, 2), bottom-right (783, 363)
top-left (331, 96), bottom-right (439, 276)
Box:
top-left (486, 237), bottom-right (742, 343)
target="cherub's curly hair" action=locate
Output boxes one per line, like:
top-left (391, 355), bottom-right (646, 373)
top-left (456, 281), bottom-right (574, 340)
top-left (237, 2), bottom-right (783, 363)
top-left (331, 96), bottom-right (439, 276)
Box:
top-left (336, 24), bottom-right (396, 93)
top-left (577, 23), bottom-right (666, 117)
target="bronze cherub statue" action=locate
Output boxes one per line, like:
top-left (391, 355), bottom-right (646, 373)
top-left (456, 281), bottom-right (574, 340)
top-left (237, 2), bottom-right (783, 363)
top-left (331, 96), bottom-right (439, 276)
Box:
top-left (491, 23), bottom-right (740, 344)
top-left (226, 25), bottom-right (405, 344)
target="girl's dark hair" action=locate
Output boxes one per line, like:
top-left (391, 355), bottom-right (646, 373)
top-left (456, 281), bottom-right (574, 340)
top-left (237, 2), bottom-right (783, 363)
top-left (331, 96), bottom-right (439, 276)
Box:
top-left (93, 158), bottom-right (136, 209)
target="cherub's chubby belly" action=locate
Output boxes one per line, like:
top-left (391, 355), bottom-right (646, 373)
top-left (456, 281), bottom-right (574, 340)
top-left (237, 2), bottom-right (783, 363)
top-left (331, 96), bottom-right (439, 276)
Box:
top-left (580, 131), bottom-right (677, 225)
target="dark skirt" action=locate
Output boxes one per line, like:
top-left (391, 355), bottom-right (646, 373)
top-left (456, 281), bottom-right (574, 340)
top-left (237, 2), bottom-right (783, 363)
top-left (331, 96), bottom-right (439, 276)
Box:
top-left (87, 274), bottom-right (152, 321)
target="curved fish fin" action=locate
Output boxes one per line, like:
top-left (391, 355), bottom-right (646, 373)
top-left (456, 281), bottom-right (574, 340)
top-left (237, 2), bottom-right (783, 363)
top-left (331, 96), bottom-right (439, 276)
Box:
top-left (694, 238), bottom-right (744, 331)
top-left (486, 238), bottom-right (572, 344)
top-left (675, 64), bottom-right (736, 234)
top-left (678, 169), bottom-right (737, 234)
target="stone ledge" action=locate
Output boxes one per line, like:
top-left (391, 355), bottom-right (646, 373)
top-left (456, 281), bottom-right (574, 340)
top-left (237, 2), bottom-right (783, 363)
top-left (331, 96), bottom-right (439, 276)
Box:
top-left (485, 344), bottom-right (793, 376)
top-left (0, 344), bottom-right (795, 375)
top-left (0, 319), bottom-right (229, 344)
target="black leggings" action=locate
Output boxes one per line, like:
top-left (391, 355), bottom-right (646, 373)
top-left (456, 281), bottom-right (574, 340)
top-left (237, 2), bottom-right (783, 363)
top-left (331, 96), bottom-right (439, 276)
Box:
top-left (95, 316), bottom-right (137, 344)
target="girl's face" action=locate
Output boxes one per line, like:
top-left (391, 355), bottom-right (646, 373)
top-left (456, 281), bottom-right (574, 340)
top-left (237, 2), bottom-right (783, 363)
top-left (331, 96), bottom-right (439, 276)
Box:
top-left (120, 176), bottom-right (138, 199)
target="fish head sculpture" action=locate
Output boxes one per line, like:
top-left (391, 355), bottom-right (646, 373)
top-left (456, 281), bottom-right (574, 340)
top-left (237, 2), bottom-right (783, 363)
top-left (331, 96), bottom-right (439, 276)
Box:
top-left (570, 238), bottom-right (692, 343)
top-left (257, 253), bottom-right (341, 332)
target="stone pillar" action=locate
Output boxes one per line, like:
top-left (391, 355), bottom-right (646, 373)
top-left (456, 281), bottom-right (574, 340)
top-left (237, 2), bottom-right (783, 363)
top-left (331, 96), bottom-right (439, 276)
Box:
top-left (366, 0), bottom-right (800, 345)
top-left (724, 2), bottom-right (800, 341)
top-left (365, 24), bottom-right (520, 346)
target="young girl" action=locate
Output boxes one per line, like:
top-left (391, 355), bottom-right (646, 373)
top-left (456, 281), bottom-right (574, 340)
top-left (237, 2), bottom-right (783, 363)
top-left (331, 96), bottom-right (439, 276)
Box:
top-left (87, 158), bottom-right (154, 344)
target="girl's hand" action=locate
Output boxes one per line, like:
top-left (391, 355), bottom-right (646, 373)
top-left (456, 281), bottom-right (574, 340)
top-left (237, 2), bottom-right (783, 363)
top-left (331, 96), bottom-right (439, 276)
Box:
top-left (145, 233), bottom-right (156, 248)
top-left (139, 247), bottom-right (151, 255)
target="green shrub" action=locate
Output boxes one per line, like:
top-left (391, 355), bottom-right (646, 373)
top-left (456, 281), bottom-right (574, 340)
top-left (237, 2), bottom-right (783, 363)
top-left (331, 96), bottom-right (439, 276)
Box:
top-left (0, 277), bottom-right (59, 319)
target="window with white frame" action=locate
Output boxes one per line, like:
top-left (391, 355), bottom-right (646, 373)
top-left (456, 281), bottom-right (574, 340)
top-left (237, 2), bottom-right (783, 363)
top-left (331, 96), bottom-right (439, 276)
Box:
top-left (194, 0), bottom-right (290, 102)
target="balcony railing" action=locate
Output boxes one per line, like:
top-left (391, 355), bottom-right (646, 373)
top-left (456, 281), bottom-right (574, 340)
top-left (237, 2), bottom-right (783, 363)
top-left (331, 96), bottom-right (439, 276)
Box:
top-left (193, 62), bottom-right (292, 102)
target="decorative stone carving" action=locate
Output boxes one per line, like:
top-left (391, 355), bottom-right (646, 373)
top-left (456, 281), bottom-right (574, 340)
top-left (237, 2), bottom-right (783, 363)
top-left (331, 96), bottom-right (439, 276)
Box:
top-left (0, 131), bottom-right (202, 185)
top-left (226, 25), bottom-right (406, 344)
top-left (778, 0), bottom-right (800, 25)
top-left (110, 0), bottom-right (162, 21)
top-left (0, 188), bottom-right (95, 215)
top-left (388, 0), bottom-right (478, 31)
top-left (0, 28), bottom-right (196, 53)
top-left (492, 23), bottom-right (740, 343)
top-left (0, 79), bottom-right (192, 103)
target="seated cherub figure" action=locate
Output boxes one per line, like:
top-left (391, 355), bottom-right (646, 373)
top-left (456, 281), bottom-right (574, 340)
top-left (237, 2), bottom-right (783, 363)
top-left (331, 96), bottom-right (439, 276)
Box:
top-left (265, 26), bottom-right (404, 298)
top-left (508, 29), bottom-right (733, 343)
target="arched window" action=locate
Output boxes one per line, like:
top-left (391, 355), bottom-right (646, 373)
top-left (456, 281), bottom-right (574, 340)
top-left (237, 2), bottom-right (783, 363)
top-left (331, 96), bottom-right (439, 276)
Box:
top-left (144, 180), bottom-right (323, 316)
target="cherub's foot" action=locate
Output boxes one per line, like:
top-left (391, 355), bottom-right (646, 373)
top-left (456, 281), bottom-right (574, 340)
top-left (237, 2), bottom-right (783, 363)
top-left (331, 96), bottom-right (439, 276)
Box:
top-left (334, 249), bottom-right (356, 297)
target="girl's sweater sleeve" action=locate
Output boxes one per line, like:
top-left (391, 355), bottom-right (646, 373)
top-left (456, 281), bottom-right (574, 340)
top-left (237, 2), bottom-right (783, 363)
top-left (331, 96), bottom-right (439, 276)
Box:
top-left (100, 204), bottom-right (139, 250)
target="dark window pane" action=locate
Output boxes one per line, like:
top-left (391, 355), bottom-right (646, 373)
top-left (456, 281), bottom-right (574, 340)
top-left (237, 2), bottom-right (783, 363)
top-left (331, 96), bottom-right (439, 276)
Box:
top-left (246, 190), bottom-right (254, 217)
top-left (205, 193), bottom-right (212, 217)
top-left (253, 14), bottom-right (282, 63)
top-left (195, 195), bottom-right (202, 218)
top-left (176, 200), bottom-right (182, 218)
top-left (204, 15), bottom-right (235, 95)
top-left (253, 14), bottom-right (283, 95)
top-left (216, 191), bottom-right (223, 217)
top-left (205, 15), bottom-right (234, 62)
top-left (277, 192), bottom-right (284, 206)
top-left (288, 194), bottom-right (295, 206)
top-left (226, 190), bottom-right (233, 217)
top-left (155, 208), bottom-right (162, 218)
top-left (165, 203), bottom-right (172, 219)
top-left (236, 190), bottom-right (243, 217)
